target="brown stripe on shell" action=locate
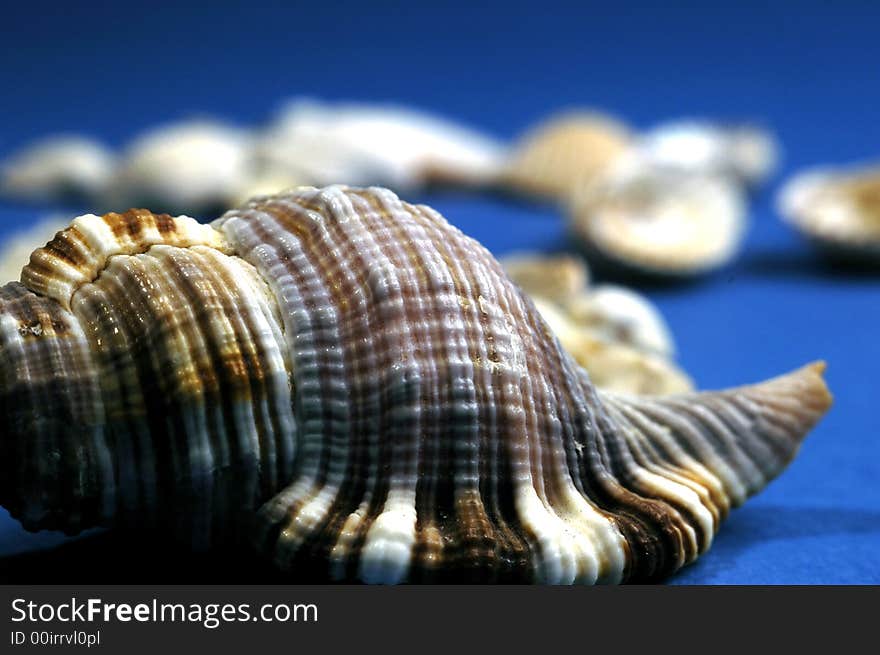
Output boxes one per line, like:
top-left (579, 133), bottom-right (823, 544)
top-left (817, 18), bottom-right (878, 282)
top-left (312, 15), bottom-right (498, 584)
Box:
top-left (3, 208), bottom-right (294, 547)
top-left (21, 209), bottom-right (229, 310)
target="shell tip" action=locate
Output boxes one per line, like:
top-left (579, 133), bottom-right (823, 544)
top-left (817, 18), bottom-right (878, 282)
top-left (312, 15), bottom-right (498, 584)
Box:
top-left (781, 360), bottom-right (833, 416)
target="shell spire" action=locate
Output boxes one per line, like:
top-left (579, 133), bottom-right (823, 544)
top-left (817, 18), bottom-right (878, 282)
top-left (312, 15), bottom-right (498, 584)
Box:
top-left (0, 187), bottom-right (831, 583)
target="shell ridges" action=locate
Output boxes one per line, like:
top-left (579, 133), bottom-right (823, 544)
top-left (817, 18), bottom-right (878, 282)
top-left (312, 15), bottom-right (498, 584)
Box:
top-left (0, 186), bottom-right (832, 584)
top-left (21, 209), bottom-right (229, 309)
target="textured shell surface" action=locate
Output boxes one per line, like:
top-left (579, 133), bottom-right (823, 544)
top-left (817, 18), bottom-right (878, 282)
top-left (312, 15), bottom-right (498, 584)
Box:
top-left (502, 112), bottom-right (633, 199)
top-left (569, 158), bottom-right (747, 276)
top-left (638, 121), bottom-right (778, 187)
top-left (0, 216), bottom-right (70, 284)
top-left (0, 136), bottom-right (115, 201)
top-left (257, 99), bottom-right (507, 191)
top-left (0, 186), bottom-right (832, 583)
top-left (109, 120), bottom-right (257, 213)
top-left (777, 165), bottom-right (880, 259)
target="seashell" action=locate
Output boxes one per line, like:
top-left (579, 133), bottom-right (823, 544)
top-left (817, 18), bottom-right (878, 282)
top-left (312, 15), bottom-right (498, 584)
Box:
top-left (501, 112), bottom-right (633, 199)
top-left (777, 164), bottom-right (880, 260)
top-left (0, 136), bottom-right (115, 201)
top-left (0, 216), bottom-right (71, 284)
top-left (528, 296), bottom-right (692, 395)
top-left (0, 186), bottom-right (831, 583)
top-left (568, 158), bottom-right (747, 276)
top-left (228, 172), bottom-right (306, 209)
top-left (257, 99), bottom-right (506, 191)
top-left (500, 252), bottom-right (590, 303)
top-left (563, 285), bottom-right (676, 359)
top-left (502, 253), bottom-right (678, 371)
top-left (638, 121), bottom-right (779, 187)
top-left (108, 120), bottom-right (256, 214)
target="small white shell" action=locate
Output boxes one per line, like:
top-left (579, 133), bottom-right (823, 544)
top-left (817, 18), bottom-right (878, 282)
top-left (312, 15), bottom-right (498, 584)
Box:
top-left (502, 252), bottom-right (687, 394)
top-left (0, 136), bottom-right (114, 200)
top-left (777, 164), bottom-right (880, 259)
top-left (530, 297), bottom-right (692, 395)
top-left (569, 157), bottom-right (747, 276)
top-left (257, 99), bottom-right (506, 191)
top-left (109, 120), bottom-right (256, 212)
top-left (638, 121), bottom-right (778, 187)
top-left (0, 216), bottom-right (70, 283)
top-left (563, 285), bottom-right (675, 358)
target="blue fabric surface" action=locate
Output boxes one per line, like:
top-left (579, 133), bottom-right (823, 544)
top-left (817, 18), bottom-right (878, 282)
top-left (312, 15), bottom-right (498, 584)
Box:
top-left (0, 1), bottom-right (877, 584)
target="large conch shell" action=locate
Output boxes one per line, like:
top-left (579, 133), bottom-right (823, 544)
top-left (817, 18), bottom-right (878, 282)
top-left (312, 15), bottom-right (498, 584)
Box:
top-left (0, 186), bottom-right (831, 583)
top-left (777, 164), bottom-right (880, 261)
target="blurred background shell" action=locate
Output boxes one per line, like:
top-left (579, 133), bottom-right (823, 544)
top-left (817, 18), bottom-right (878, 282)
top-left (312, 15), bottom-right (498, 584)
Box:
top-left (777, 164), bottom-right (880, 261)
top-left (256, 99), bottom-right (507, 191)
top-left (568, 157), bottom-right (746, 276)
top-left (502, 252), bottom-right (690, 394)
top-left (105, 120), bottom-right (257, 214)
top-left (638, 121), bottom-right (778, 187)
top-left (501, 111), bottom-right (633, 198)
top-left (0, 136), bottom-right (115, 202)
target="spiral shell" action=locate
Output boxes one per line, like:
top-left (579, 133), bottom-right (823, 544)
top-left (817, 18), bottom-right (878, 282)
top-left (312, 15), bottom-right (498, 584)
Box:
top-left (777, 164), bottom-right (880, 260)
top-left (0, 186), bottom-right (831, 583)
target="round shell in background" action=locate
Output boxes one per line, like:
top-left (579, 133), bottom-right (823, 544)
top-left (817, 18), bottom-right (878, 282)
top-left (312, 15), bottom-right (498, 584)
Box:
top-left (638, 121), bottom-right (779, 187)
top-left (256, 99), bottom-right (507, 191)
top-left (502, 111), bottom-right (633, 199)
top-left (0, 136), bottom-right (115, 201)
top-left (563, 285), bottom-right (676, 358)
top-left (568, 158), bottom-right (747, 276)
top-left (777, 164), bottom-right (880, 260)
top-left (107, 120), bottom-right (257, 214)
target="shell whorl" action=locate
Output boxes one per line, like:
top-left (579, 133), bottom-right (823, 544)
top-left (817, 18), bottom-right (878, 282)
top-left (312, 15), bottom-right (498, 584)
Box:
top-left (4, 209), bottom-right (295, 544)
top-left (0, 186), bottom-right (831, 583)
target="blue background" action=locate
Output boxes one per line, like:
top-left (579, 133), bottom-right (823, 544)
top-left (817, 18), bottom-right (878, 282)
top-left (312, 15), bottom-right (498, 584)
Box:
top-left (0, 1), bottom-right (877, 584)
